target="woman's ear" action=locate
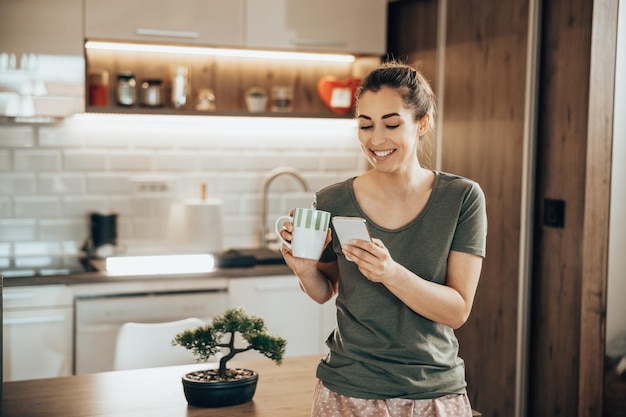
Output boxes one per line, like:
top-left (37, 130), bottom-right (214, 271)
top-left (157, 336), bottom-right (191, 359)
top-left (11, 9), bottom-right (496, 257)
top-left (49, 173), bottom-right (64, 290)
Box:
top-left (417, 114), bottom-right (430, 136)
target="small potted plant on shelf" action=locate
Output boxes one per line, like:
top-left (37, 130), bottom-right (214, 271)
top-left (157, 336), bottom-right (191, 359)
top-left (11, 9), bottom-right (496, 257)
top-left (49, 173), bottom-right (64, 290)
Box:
top-left (244, 86), bottom-right (268, 113)
top-left (172, 307), bottom-right (287, 408)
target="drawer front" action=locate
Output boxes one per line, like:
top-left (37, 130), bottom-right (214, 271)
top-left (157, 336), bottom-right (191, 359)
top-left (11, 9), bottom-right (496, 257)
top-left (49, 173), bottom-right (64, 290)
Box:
top-left (3, 307), bottom-right (73, 381)
top-left (3, 285), bottom-right (73, 309)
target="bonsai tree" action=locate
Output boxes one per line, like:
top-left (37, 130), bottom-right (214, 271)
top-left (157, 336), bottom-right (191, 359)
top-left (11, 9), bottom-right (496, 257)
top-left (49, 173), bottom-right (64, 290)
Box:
top-left (172, 307), bottom-right (287, 380)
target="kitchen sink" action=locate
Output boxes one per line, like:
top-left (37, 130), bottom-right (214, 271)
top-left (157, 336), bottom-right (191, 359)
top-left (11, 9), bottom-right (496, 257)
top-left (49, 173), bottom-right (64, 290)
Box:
top-left (215, 247), bottom-right (285, 268)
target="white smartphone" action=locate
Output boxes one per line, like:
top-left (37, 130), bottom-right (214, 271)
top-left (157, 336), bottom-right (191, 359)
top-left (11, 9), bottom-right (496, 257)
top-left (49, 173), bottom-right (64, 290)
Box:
top-left (332, 216), bottom-right (372, 246)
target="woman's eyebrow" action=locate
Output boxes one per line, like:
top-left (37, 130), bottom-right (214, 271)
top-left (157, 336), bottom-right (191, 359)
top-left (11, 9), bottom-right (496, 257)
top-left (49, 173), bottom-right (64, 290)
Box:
top-left (357, 113), bottom-right (401, 120)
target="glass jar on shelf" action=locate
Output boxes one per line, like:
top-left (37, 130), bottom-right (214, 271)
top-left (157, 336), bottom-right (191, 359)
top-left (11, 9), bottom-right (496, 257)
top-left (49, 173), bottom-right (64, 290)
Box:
top-left (116, 71), bottom-right (136, 106)
top-left (140, 79), bottom-right (164, 107)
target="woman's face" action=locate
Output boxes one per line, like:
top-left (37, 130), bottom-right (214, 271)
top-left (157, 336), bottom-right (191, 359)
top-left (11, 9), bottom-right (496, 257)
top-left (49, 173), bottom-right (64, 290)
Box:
top-left (356, 87), bottom-right (428, 174)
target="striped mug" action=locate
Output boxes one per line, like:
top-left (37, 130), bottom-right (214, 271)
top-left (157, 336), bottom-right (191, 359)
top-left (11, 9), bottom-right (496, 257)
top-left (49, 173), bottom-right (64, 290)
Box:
top-left (275, 208), bottom-right (331, 260)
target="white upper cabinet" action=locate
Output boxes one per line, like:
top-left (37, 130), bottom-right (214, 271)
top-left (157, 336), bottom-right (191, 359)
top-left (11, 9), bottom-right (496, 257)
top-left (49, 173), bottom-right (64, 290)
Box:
top-left (246, 0), bottom-right (387, 55)
top-left (84, 0), bottom-right (245, 47)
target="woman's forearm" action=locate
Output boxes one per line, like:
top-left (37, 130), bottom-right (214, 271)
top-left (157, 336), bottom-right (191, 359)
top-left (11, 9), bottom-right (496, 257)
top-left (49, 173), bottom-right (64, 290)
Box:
top-left (296, 261), bottom-right (339, 304)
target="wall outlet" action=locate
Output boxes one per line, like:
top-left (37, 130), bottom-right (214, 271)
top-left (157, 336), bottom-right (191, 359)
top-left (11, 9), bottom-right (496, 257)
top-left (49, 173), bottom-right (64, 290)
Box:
top-left (132, 180), bottom-right (173, 195)
top-left (138, 181), bottom-right (169, 193)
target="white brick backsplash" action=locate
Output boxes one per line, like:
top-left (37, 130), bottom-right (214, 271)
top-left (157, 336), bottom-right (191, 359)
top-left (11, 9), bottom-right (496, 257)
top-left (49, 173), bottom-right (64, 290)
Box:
top-left (109, 151), bottom-right (153, 171)
top-left (307, 173), bottom-right (351, 192)
top-left (86, 173), bottom-right (132, 194)
top-left (0, 115), bottom-right (365, 254)
top-left (62, 195), bottom-right (109, 217)
top-left (223, 215), bottom-right (260, 245)
top-left (0, 173), bottom-right (36, 195)
top-left (322, 152), bottom-right (363, 171)
top-left (0, 196), bottom-right (11, 217)
top-left (116, 217), bottom-right (132, 242)
top-left (238, 194), bottom-right (260, 214)
top-left (130, 196), bottom-right (172, 217)
top-left (284, 194), bottom-right (317, 211)
top-left (238, 152), bottom-right (285, 172)
top-left (85, 126), bottom-right (138, 148)
top-left (131, 217), bottom-right (169, 240)
top-left (0, 150), bottom-right (11, 170)
top-left (39, 219), bottom-right (86, 241)
top-left (0, 242), bottom-right (11, 256)
top-left (0, 219), bottom-right (37, 241)
top-left (0, 126), bottom-right (35, 147)
top-left (155, 152), bottom-right (200, 171)
top-left (108, 196), bottom-right (133, 217)
top-left (199, 151), bottom-right (243, 171)
top-left (220, 195), bottom-right (240, 216)
top-left (13, 241), bottom-right (62, 256)
top-left (219, 173), bottom-right (264, 193)
top-left (38, 173), bottom-right (84, 194)
top-left (280, 152), bottom-right (323, 171)
top-left (15, 150), bottom-right (61, 171)
top-left (38, 123), bottom-right (83, 147)
top-left (63, 150), bottom-right (107, 171)
top-left (14, 196), bottom-right (62, 218)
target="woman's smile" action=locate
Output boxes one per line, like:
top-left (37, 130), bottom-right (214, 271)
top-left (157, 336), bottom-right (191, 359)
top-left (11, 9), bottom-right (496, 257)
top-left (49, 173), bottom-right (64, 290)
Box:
top-left (371, 148), bottom-right (396, 158)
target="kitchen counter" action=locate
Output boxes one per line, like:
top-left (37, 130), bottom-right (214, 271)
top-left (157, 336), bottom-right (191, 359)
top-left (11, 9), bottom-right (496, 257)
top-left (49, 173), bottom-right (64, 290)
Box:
top-left (3, 263), bottom-right (293, 288)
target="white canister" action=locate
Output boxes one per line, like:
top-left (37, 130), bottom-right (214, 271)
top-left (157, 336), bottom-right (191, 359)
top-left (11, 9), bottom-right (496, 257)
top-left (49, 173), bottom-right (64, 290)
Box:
top-left (168, 199), bottom-right (223, 253)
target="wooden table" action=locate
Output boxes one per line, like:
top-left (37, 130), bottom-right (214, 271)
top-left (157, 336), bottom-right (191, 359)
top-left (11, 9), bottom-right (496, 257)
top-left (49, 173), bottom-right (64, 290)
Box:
top-left (3, 355), bottom-right (322, 417)
top-left (2, 354), bottom-right (481, 416)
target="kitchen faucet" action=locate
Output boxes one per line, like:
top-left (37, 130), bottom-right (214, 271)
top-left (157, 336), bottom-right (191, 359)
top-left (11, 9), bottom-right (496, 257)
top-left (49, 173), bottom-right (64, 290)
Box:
top-left (260, 166), bottom-right (310, 249)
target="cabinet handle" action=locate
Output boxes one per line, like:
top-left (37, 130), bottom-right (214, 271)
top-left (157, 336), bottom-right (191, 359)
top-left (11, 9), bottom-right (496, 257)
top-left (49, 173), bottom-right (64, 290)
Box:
top-left (3, 315), bottom-right (66, 325)
top-left (290, 37), bottom-right (347, 48)
top-left (254, 282), bottom-right (299, 292)
top-left (136, 28), bottom-right (200, 39)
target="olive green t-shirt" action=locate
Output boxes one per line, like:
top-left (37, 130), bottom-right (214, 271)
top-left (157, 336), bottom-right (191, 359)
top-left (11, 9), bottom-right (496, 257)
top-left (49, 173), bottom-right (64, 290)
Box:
top-left (314, 171), bottom-right (487, 400)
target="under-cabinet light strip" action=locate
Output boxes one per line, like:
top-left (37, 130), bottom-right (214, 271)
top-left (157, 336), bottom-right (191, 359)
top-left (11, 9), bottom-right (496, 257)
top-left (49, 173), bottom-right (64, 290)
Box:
top-left (106, 254), bottom-right (216, 275)
top-left (84, 40), bottom-right (356, 63)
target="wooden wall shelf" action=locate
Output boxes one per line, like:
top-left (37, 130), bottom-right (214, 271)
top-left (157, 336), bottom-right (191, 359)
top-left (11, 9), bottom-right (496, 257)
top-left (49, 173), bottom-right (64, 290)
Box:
top-left (85, 49), bottom-right (378, 119)
top-left (85, 105), bottom-right (353, 119)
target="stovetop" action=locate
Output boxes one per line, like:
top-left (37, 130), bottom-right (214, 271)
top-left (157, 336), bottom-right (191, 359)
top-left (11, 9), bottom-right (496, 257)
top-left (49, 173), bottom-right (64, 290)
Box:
top-left (0, 255), bottom-right (97, 278)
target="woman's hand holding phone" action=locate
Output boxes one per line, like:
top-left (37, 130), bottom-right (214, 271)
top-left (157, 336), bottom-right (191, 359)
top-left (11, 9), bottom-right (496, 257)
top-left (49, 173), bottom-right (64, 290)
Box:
top-left (332, 216), bottom-right (373, 262)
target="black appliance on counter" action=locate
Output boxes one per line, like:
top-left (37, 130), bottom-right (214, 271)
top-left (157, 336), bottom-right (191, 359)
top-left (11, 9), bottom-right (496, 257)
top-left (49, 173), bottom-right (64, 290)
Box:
top-left (82, 212), bottom-right (118, 258)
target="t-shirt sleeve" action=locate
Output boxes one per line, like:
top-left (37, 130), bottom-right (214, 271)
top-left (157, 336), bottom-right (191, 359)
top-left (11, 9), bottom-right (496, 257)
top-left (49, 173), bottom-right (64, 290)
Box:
top-left (451, 182), bottom-right (488, 257)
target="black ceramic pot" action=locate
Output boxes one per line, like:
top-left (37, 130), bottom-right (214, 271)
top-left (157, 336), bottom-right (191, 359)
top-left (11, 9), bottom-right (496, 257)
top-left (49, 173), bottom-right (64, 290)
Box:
top-left (182, 369), bottom-right (258, 408)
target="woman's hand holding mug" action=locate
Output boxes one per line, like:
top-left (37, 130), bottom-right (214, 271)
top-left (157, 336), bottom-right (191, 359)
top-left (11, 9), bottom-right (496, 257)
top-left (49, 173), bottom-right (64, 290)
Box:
top-left (275, 208), bottom-right (331, 264)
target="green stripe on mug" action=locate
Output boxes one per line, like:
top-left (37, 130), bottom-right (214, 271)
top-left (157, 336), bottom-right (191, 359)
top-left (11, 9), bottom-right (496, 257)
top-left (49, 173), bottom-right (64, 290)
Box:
top-left (295, 208), bottom-right (303, 227)
top-left (292, 208), bottom-right (330, 231)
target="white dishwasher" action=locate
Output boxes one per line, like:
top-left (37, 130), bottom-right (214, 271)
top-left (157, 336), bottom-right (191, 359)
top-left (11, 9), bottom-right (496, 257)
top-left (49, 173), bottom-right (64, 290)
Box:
top-left (73, 278), bottom-right (228, 375)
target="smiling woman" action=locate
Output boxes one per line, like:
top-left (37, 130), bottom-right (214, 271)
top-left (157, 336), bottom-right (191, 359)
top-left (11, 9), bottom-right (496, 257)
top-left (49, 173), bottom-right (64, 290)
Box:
top-left (276, 61), bottom-right (487, 417)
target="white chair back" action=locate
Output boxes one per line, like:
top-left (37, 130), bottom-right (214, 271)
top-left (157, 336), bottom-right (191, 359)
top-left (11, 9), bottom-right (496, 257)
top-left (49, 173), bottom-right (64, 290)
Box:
top-left (113, 317), bottom-right (207, 371)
